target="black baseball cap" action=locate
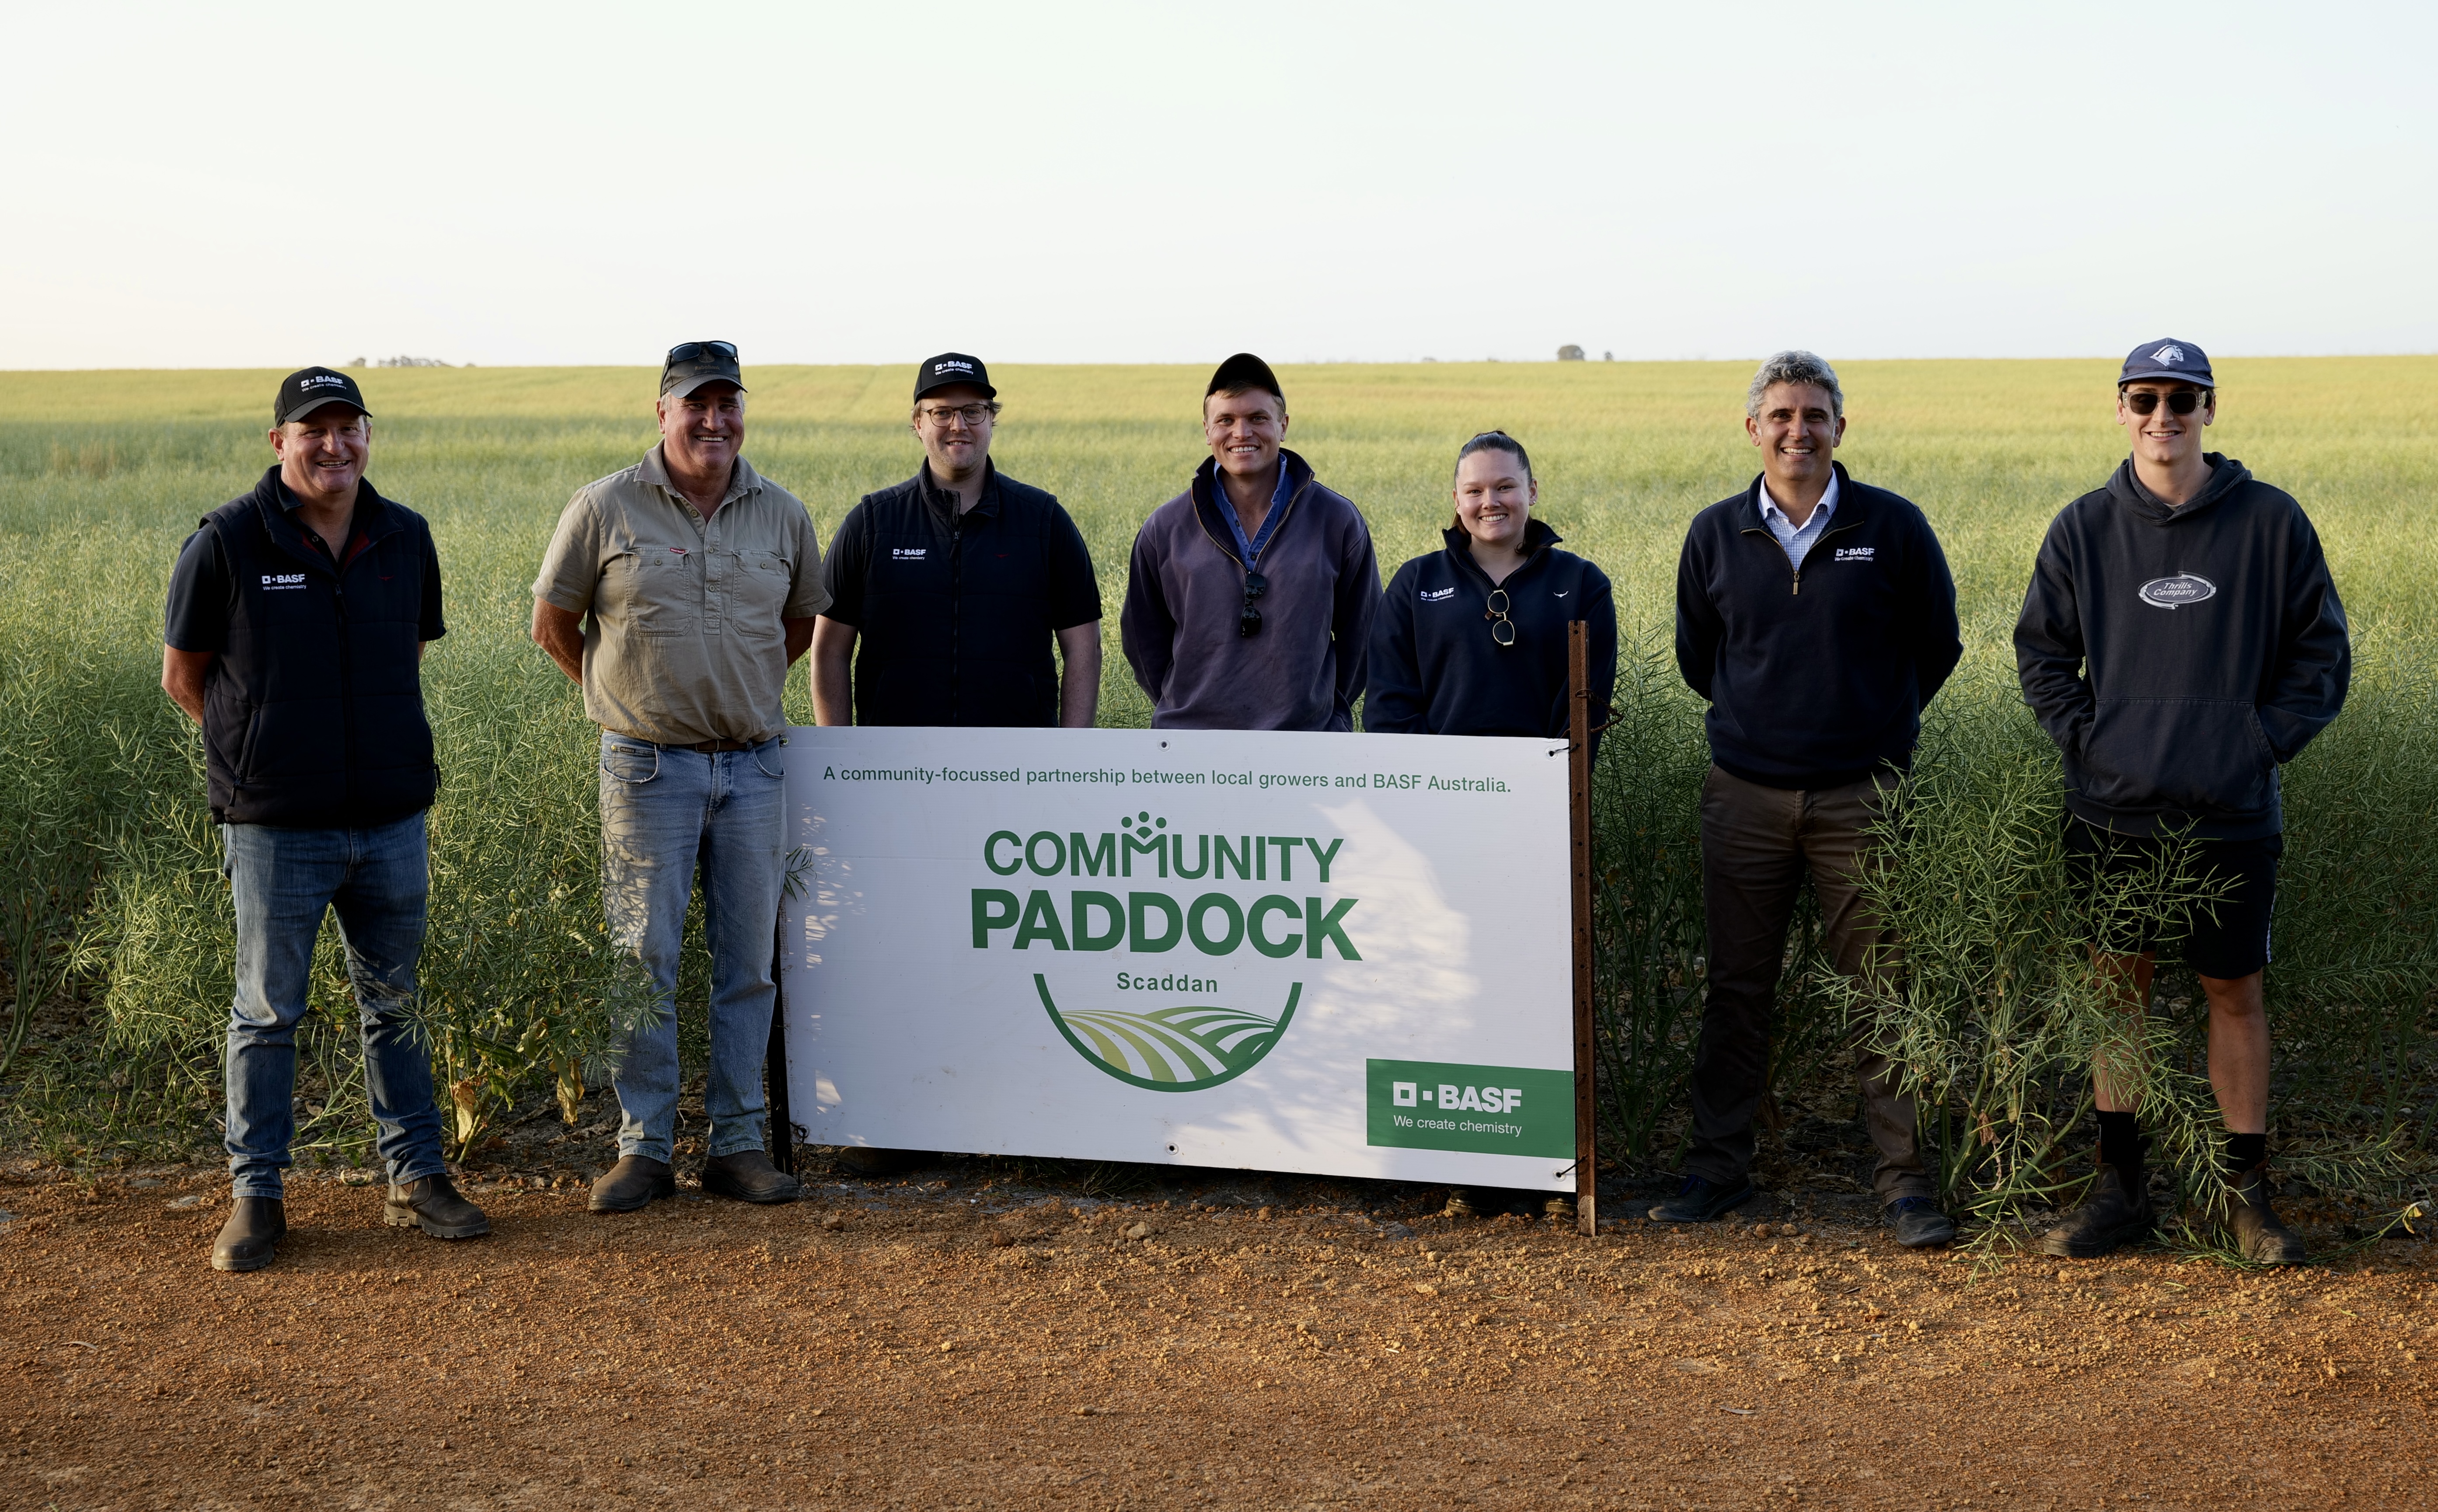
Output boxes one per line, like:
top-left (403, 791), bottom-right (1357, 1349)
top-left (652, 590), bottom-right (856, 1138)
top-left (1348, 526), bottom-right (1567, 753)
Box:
top-left (661, 340), bottom-right (746, 399)
top-left (273, 367), bottom-right (371, 426)
top-left (914, 352), bottom-right (994, 401)
top-left (1207, 352), bottom-right (1284, 404)
top-left (2119, 338), bottom-right (2214, 388)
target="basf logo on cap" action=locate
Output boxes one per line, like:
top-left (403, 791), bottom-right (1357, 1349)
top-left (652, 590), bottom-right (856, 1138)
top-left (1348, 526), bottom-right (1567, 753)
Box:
top-left (935, 359), bottom-right (974, 376)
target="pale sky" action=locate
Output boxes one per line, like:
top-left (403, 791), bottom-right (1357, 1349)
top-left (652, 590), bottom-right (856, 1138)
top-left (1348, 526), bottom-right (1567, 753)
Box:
top-left (6, 1), bottom-right (2432, 369)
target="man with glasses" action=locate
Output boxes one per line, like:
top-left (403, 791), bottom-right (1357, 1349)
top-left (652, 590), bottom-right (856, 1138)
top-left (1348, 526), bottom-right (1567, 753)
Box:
top-left (1120, 353), bottom-right (1378, 730)
top-left (809, 352), bottom-right (1103, 1177)
top-left (1662, 351), bottom-right (1964, 1247)
top-left (2016, 339), bottom-right (2349, 1265)
top-left (530, 341), bottom-right (830, 1212)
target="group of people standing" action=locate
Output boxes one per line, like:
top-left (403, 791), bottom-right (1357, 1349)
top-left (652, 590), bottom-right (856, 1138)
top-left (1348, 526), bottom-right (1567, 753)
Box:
top-left (162, 338), bottom-right (2347, 1277)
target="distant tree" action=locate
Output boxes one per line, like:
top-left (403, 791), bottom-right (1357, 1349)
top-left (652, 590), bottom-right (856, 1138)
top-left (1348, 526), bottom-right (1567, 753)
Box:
top-left (1557, 345), bottom-right (1586, 361)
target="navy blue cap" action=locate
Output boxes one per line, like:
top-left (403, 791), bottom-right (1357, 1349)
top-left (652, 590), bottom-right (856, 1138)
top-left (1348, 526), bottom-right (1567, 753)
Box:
top-left (2119, 338), bottom-right (2213, 388)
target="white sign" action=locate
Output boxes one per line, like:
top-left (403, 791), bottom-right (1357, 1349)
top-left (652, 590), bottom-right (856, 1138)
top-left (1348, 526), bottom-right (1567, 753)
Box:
top-left (779, 726), bottom-right (1575, 1190)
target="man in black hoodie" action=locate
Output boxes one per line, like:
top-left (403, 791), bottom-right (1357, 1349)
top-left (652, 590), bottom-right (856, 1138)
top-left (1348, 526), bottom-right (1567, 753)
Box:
top-left (1664, 352), bottom-right (1964, 1246)
top-left (2016, 339), bottom-right (2349, 1265)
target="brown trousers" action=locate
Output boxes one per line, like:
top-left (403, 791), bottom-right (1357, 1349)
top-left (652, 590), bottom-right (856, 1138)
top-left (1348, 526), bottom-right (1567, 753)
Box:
top-left (1685, 765), bottom-right (1930, 1203)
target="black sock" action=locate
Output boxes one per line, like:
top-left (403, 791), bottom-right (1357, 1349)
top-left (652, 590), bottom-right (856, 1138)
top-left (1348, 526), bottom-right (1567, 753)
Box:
top-left (2224, 1131), bottom-right (2267, 1177)
top-left (2097, 1110), bottom-right (2143, 1175)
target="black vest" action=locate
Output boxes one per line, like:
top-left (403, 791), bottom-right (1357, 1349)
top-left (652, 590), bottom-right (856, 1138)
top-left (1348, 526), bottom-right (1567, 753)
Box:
top-left (194, 469), bottom-right (440, 827)
top-left (848, 468), bottom-right (1079, 727)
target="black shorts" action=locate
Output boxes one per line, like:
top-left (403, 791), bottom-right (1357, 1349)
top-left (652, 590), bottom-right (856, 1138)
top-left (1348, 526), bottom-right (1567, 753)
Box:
top-left (2063, 818), bottom-right (2281, 980)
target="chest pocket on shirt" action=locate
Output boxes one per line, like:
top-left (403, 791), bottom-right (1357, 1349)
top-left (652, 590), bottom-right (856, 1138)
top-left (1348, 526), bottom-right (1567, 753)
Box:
top-left (622, 545), bottom-right (700, 636)
top-left (728, 549), bottom-right (793, 640)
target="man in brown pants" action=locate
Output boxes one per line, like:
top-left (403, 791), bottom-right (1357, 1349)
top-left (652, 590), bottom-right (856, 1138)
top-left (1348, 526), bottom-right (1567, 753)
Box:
top-left (1661, 351), bottom-right (1964, 1247)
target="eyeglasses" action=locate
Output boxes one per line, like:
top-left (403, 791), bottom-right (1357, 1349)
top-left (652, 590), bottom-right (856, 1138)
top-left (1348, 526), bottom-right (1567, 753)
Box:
top-left (1239, 569), bottom-right (1268, 639)
top-left (918, 402), bottom-right (999, 429)
top-left (2123, 388), bottom-right (2208, 415)
top-left (665, 340), bottom-right (738, 366)
top-left (1484, 588), bottom-right (1516, 648)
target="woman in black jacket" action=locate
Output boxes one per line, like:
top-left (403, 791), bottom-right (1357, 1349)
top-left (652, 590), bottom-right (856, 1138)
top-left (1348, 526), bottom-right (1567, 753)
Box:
top-left (1365, 429), bottom-right (1616, 1220)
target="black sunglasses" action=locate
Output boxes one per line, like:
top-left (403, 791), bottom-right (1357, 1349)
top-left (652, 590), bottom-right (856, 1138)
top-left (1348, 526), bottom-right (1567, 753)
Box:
top-left (2123, 388), bottom-right (2208, 416)
top-left (666, 340), bottom-right (739, 367)
top-left (1485, 588), bottom-right (1516, 648)
top-left (1239, 569), bottom-right (1268, 638)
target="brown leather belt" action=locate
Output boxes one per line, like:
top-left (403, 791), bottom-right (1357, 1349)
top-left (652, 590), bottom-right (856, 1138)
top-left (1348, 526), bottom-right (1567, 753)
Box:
top-left (609, 730), bottom-right (760, 754)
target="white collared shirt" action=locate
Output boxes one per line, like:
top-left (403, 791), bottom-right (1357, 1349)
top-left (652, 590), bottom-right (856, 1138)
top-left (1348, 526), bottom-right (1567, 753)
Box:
top-left (1758, 470), bottom-right (1840, 571)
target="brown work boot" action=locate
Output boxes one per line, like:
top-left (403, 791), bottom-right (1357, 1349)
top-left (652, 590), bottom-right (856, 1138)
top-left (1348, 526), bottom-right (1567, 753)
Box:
top-left (384, 1173), bottom-right (491, 1239)
top-left (588, 1155), bottom-right (676, 1213)
top-left (701, 1149), bottom-right (801, 1204)
top-left (2226, 1167), bottom-right (2308, 1265)
top-left (2041, 1162), bottom-right (2154, 1259)
top-left (211, 1197), bottom-right (286, 1273)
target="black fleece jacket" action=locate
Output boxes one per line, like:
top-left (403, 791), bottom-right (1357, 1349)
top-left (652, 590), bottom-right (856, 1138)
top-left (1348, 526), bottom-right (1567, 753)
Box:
top-left (1675, 465), bottom-right (1961, 790)
top-left (1364, 521), bottom-right (1617, 743)
top-left (2014, 453), bottom-right (2349, 840)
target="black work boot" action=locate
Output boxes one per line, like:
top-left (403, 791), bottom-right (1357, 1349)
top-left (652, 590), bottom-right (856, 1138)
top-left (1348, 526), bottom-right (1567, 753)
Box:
top-left (588, 1155), bottom-right (676, 1213)
top-left (211, 1197), bottom-right (286, 1273)
top-left (700, 1149), bottom-right (801, 1204)
top-left (384, 1174), bottom-right (491, 1239)
top-left (1647, 1174), bottom-right (1755, 1223)
top-left (2041, 1162), bottom-right (2155, 1258)
top-left (1884, 1196), bottom-right (1957, 1249)
top-left (2226, 1166), bottom-right (2309, 1265)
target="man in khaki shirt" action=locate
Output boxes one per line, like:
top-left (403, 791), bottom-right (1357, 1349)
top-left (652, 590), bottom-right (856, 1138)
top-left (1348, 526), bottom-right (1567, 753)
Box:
top-left (531, 341), bottom-right (828, 1212)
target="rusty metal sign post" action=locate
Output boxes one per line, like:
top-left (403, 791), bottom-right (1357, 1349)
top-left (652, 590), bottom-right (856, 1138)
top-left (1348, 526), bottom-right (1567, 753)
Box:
top-left (1568, 620), bottom-right (1598, 1236)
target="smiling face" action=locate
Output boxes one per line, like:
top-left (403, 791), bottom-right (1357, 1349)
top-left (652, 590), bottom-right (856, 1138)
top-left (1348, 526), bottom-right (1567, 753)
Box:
top-left (2117, 380), bottom-right (2213, 471)
top-left (1203, 387), bottom-right (1288, 482)
top-left (656, 381), bottom-right (745, 481)
top-left (1745, 381), bottom-right (1845, 491)
top-left (912, 382), bottom-right (996, 477)
top-left (1452, 446), bottom-right (1536, 552)
top-left (268, 404), bottom-right (370, 505)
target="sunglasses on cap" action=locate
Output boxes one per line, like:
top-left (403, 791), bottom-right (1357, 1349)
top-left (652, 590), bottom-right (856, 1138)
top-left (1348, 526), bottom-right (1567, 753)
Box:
top-left (2122, 388), bottom-right (2209, 416)
top-left (665, 340), bottom-right (738, 366)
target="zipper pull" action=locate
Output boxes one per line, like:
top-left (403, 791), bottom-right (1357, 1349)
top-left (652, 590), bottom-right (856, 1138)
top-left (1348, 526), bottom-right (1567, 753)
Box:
top-left (1791, 573), bottom-right (1801, 596)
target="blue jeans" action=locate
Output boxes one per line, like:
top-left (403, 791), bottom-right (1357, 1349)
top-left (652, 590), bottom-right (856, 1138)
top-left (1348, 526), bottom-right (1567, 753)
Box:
top-left (597, 732), bottom-right (786, 1164)
top-left (222, 812), bottom-right (444, 1200)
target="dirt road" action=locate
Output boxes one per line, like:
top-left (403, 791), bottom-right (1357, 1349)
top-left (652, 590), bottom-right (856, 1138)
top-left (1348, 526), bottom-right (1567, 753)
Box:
top-left (2, 1164), bottom-right (2431, 1509)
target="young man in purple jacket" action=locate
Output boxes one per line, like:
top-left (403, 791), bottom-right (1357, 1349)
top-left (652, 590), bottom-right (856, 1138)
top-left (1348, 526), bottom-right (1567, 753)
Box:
top-left (1120, 354), bottom-right (1378, 730)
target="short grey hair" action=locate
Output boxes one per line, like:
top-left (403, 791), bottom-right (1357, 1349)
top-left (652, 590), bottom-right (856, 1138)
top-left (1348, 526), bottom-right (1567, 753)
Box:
top-left (1746, 350), bottom-right (1844, 420)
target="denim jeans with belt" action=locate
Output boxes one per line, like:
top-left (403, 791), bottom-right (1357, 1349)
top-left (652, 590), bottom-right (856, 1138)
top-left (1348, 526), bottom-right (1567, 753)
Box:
top-left (222, 811), bottom-right (445, 1200)
top-left (597, 732), bottom-right (786, 1164)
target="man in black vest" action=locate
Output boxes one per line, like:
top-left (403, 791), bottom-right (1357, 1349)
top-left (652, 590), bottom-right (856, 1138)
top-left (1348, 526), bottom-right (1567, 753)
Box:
top-left (162, 367), bottom-right (487, 1272)
top-left (809, 353), bottom-right (1102, 1175)
top-left (1662, 351), bottom-right (1964, 1246)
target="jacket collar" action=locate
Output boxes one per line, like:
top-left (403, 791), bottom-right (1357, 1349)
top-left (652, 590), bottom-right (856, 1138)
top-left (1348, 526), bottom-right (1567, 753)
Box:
top-left (639, 444), bottom-right (762, 510)
top-left (917, 457), bottom-right (999, 525)
top-left (1440, 517), bottom-right (1562, 584)
top-left (1190, 448), bottom-right (1314, 566)
top-left (1738, 460), bottom-right (1864, 532)
top-left (245, 466), bottom-right (405, 571)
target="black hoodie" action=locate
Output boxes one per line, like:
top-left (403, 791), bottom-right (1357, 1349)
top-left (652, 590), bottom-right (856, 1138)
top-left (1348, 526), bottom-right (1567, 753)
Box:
top-left (2013, 453), bottom-right (2350, 840)
top-left (1364, 520), bottom-right (1617, 743)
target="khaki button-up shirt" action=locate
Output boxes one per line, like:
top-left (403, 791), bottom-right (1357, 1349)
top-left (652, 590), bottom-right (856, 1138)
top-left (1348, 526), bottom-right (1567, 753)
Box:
top-left (532, 446), bottom-right (830, 745)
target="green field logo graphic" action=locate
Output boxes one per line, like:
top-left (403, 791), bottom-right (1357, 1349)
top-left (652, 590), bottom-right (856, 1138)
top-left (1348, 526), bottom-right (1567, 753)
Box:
top-left (1034, 974), bottom-right (1299, 1091)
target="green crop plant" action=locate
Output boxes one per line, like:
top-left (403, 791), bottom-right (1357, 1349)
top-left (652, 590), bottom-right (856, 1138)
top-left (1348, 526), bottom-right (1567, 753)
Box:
top-left (0, 359), bottom-right (2428, 1232)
